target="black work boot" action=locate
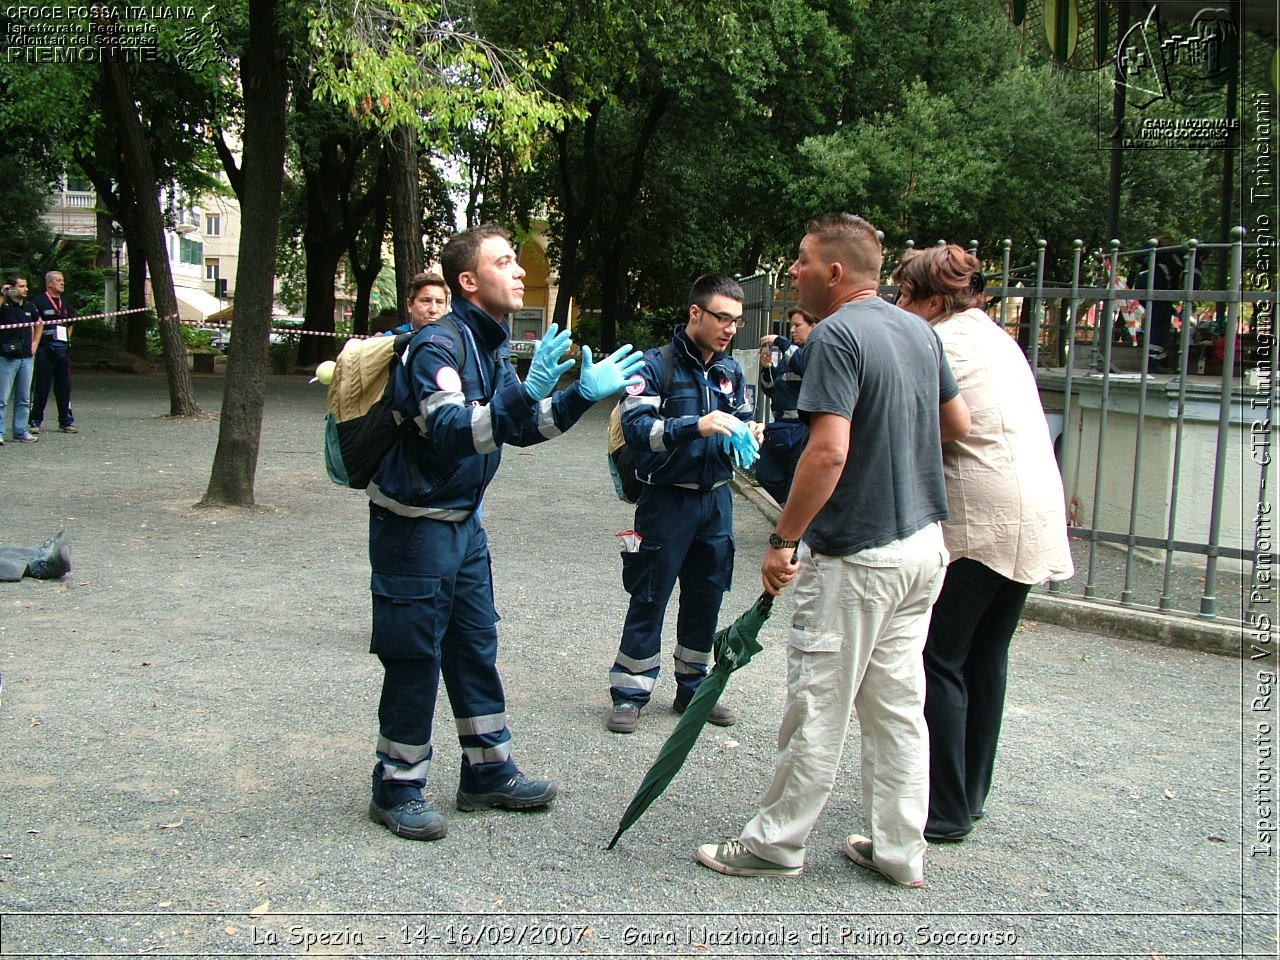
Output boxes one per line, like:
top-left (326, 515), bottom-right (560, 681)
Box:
top-left (26, 531), bottom-right (71, 580)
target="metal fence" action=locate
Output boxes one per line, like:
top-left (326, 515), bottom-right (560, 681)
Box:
top-left (736, 228), bottom-right (1276, 627)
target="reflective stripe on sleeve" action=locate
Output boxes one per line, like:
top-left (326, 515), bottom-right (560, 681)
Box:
top-left (648, 419), bottom-right (665, 452)
top-left (422, 390), bottom-right (464, 417)
top-left (620, 394), bottom-right (659, 413)
top-left (472, 405), bottom-right (497, 453)
top-left (535, 397), bottom-right (562, 438)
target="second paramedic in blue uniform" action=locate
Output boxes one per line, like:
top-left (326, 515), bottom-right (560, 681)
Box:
top-left (756, 306), bottom-right (818, 504)
top-left (366, 224), bottom-right (644, 841)
top-left (606, 274), bottom-right (764, 734)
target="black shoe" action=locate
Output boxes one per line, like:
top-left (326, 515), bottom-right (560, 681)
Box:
top-left (673, 697), bottom-right (738, 727)
top-left (26, 531), bottom-right (70, 580)
top-left (924, 829), bottom-right (972, 843)
top-left (368, 796), bottom-right (447, 841)
top-left (456, 773), bottom-right (558, 811)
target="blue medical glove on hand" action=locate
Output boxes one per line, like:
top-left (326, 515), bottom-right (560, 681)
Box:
top-left (732, 429), bottom-right (760, 469)
top-left (722, 420), bottom-right (760, 469)
top-left (523, 323), bottom-right (576, 402)
top-left (577, 344), bottom-right (646, 401)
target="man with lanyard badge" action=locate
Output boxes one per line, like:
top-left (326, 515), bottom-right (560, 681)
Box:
top-left (29, 270), bottom-right (76, 434)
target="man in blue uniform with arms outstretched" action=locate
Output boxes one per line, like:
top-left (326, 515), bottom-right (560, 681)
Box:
top-left (366, 224), bottom-right (644, 840)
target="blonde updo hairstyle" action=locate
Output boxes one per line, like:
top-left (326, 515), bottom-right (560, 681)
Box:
top-left (891, 244), bottom-right (983, 319)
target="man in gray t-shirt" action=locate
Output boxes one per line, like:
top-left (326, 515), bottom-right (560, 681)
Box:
top-left (800, 295), bottom-right (958, 556)
top-left (696, 213), bottom-right (970, 887)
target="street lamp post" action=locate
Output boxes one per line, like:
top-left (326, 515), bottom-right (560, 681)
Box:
top-left (108, 227), bottom-right (124, 321)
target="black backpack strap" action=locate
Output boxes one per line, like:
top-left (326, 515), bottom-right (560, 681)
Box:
top-left (659, 341), bottom-right (675, 395)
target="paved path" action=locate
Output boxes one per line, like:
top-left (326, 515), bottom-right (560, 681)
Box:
top-left (0, 373), bottom-right (1273, 958)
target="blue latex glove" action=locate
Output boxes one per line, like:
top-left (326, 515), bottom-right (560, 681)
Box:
top-left (523, 323), bottom-right (576, 402)
top-left (577, 343), bottom-right (646, 401)
top-left (721, 420), bottom-right (760, 469)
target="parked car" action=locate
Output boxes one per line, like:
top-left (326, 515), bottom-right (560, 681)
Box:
top-left (269, 316), bottom-right (305, 345)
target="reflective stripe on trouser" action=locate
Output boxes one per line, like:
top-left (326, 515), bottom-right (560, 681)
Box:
top-left (610, 484), bottom-right (734, 708)
top-left (737, 526), bottom-right (947, 882)
top-left (369, 506), bottom-right (518, 799)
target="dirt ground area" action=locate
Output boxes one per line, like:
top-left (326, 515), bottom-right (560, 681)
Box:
top-left (0, 372), bottom-right (1271, 958)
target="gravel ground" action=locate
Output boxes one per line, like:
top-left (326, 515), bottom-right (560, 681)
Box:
top-left (0, 371), bottom-right (1273, 959)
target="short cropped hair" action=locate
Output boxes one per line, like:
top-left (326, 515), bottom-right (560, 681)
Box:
top-left (687, 273), bottom-right (745, 310)
top-left (440, 224), bottom-right (509, 300)
top-left (44, 270), bottom-right (62, 285)
top-left (806, 213), bottom-right (883, 282)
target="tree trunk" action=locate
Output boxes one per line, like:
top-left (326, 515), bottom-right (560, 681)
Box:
top-left (201, 0), bottom-right (291, 506)
top-left (118, 184), bottom-right (149, 357)
top-left (100, 47), bottom-right (200, 417)
top-left (548, 93), bottom-right (669, 352)
top-left (295, 134), bottom-right (386, 365)
top-left (387, 125), bottom-right (421, 323)
top-left (125, 234), bottom-right (149, 353)
top-left (349, 196), bottom-right (389, 337)
top-left (298, 240), bottom-right (343, 366)
top-left (599, 244), bottom-right (627, 350)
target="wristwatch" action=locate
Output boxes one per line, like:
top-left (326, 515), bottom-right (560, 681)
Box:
top-left (768, 532), bottom-right (800, 550)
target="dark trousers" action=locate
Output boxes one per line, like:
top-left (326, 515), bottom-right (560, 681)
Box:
top-left (0, 546), bottom-right (39, 582)
top-left (923, 557), bottom-right (1031, 839)
top-left (31, 340), bottom-right (73, 428)
top-left (611, 484), bottom-right (734, 707)
top-left (755, 419), bottom-right (807, 505)
top-left (369, 506), bottom-right (518, 803)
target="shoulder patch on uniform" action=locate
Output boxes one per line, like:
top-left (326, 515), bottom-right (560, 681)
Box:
top-left (426, 331), bottom-right (457, 349)
top-left (625, 380), bottom-right (645, 396)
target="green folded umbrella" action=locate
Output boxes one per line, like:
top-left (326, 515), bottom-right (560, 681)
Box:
top-left (607, 591), bottom-right (775, 850)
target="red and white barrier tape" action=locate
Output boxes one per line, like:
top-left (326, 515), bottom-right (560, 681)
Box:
top-left (0, 306), bottom-right (151, 331)
top-left (1, 307), bottom-right (376, 342)
top-left (173, 317), bottom-right (373, 341)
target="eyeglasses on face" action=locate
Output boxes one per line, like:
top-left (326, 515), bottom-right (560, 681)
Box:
top-left (698, 305), bottom-right (745, 329)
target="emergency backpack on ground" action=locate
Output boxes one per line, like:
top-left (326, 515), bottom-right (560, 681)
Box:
top-left (606, 342), bottom-right (673, 504)
top-left (323, 317), bottom-right (466, 489)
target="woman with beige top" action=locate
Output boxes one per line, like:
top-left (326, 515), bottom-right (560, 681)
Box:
top-left (892, 245), bottom-right (1073, 842)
